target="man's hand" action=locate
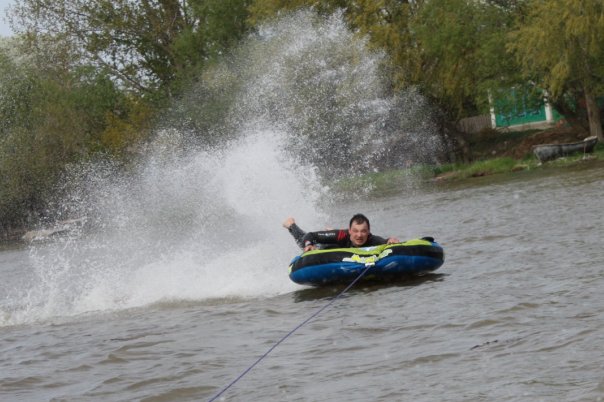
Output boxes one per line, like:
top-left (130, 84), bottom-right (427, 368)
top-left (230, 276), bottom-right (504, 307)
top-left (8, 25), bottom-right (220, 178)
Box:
top-left (282, 217), bottom-right (295, 229)
top-left (386, 237), bottom-right (400, 244)
top-left (303, 240), bottom-right (316, 252)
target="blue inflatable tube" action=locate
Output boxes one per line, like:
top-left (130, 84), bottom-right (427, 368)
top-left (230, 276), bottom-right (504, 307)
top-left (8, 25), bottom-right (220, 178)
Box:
top-left (288, 238), bottom-right (444, 286)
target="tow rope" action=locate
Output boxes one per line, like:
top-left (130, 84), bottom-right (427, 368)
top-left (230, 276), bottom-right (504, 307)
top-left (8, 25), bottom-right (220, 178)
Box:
top-left (207, 262), bottom-right (374, 401)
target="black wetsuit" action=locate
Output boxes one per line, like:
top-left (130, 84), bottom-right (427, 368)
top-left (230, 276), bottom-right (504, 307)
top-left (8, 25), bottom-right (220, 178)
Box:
top-left (287, 223), bottom-right (388, 249)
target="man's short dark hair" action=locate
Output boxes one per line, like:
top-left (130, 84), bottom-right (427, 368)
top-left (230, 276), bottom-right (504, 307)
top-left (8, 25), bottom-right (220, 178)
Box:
top-left (349, 213), bottom-right (370, 230)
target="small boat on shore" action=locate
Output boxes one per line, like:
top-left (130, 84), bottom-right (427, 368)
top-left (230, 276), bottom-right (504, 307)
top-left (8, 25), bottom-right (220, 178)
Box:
top-left (532, 136), bottom-right (598, 163)
top-left (22, 217), bottom-right (87, 242)
top-left (288, 238), bottom-right (444, 286)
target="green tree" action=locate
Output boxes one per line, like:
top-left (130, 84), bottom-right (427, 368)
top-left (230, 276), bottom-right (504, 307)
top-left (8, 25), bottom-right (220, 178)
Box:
top-left (411, 0), bottom-right (522, 119)
top-left (508, 0), bottom-right (604, 141)
top-left (249, 0), bottom-right (523, 119)
top-left (9, 0), bottom-right (251, 96)
top-left (0, 43), bottom-right (146, 229)
top-left (344, 0), bottom-right (421, 90)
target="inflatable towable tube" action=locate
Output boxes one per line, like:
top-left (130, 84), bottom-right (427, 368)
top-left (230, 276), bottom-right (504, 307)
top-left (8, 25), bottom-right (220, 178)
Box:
top-left (288, 238), bottom-right (444, 286)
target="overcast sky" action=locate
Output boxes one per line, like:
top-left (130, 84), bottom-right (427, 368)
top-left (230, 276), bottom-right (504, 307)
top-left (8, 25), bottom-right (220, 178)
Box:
top-left (0, 0), bottom-right (14, 37)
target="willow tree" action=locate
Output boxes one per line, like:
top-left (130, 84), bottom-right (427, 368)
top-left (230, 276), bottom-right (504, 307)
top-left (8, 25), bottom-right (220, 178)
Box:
top-left (337, 0), bottom-right (421, 93)
top-left (410, 0), bottom-right (522, 119)
top-left (508, 0), bottom-right (604, 141)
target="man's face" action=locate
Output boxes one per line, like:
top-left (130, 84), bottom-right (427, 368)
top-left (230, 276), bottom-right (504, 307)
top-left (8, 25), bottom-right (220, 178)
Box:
top-left (348, 221), bottom-right (369, 247)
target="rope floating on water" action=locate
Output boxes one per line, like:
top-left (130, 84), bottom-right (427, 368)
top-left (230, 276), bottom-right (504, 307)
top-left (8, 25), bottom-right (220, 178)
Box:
top-left (207, 263), bottom-right (374, 402)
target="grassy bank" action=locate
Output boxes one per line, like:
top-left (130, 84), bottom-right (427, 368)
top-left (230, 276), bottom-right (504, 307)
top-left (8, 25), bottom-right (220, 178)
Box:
top-left (335, 131), bottom-right (604, 194)
top-left (434, 128), bottom-right (604, 181)
top-left (432, 145), bottom-right (603, 181)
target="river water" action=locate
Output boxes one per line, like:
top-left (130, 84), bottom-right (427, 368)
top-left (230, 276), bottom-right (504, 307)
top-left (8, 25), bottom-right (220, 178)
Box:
top-left (3, 9), bottom-right (604, 401)
top-left (1, 161), bottom-right (603, 401)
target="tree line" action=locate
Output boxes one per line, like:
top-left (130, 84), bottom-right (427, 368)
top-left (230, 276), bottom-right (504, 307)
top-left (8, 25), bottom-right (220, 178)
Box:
top-left (1, 0), bottom-right (604, 234)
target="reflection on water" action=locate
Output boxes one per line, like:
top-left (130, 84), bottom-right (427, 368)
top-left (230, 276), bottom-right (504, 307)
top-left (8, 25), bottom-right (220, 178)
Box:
top-left (292, 273), bottom-right (447, 303)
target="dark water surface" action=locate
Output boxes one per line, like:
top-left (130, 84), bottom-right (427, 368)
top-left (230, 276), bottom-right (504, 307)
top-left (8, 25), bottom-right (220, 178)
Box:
top-left (2, 163), bottom-right (604, 401)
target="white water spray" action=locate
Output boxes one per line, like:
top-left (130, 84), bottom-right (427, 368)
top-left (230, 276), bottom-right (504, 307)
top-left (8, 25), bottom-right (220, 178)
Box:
top-left (2, 10), bottom-right (443, 326)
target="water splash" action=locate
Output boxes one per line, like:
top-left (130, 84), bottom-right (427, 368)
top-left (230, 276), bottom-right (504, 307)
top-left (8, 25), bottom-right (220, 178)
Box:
top-left (1, 9), bottom-right (443, 326)
top-left (3, 130), bottom-right (318, 325)
top-left (169, 9), bottom-right (443, 176)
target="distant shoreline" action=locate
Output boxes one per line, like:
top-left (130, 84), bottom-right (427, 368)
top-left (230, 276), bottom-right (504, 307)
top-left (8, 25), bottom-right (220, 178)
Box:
top-left (3, 127), bottom-right (602, 244)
